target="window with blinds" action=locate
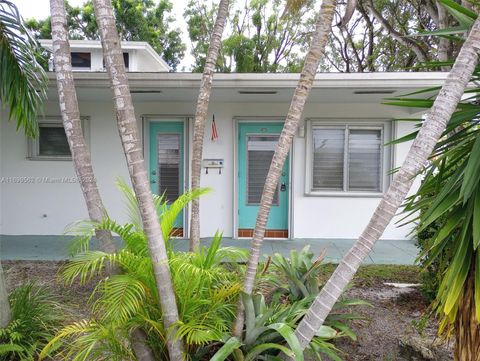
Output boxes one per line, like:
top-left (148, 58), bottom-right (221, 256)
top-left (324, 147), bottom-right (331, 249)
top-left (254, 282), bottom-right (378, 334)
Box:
top-left (247, 135), bottom-right (279, 205)
top-left (157, 134), bottom-right (180, 203)
top-left (27, 118), bottom-right (83, 160)
top-left (311, 125), bottom-right (383, 192)
top-left (38, 125), bottom-right (71, 156)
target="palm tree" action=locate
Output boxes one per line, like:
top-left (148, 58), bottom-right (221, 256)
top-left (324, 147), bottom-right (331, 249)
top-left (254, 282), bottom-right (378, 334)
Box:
top-left (233, 0), bottom-right (338, 337)
top-left (293, 15), bottom-right (480, 352)
top-left (49, 0), bottom-right (115, 254)
top-left (49, 2), bottom-right (155, 358)
top-left (0, 0), bottom-right (48, 328)
top-left (91, 0), bottom-right (184, 359)
top-left (189, 0), bottom-right (229, 251)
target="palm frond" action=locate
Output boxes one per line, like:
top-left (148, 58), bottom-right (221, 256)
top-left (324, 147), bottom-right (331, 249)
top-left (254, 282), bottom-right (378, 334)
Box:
top-left (161, 187), bottom-right (211, 241)
top-left (41, 320), bottom-right (135, 361)
top-left (0, 0), bottom-right (47, 137)
top-left (93, 274), bottom-right (148, 324)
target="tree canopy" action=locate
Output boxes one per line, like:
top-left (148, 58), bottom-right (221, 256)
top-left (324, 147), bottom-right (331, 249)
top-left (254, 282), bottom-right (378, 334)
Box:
top-left (185, 0), bottom-right (317, 72)
top-left (25, 0), bottom-right (185, 70)
top-left (185, 0), bottom-right (465, 73)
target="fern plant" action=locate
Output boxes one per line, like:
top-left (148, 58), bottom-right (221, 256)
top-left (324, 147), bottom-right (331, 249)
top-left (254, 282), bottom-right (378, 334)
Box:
top-left (42, 181), bottom-right (247, 360)
top-left (0, 283), bottom-right (62, 361)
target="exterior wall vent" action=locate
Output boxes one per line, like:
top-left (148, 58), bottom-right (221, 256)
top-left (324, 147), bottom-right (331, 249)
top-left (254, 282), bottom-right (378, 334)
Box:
top-left (238, 90), bottom-right (278, 95)
top-left (131, 90), bottom-right (162, 94)
top-left (353, 90), bottom-right (396, 95)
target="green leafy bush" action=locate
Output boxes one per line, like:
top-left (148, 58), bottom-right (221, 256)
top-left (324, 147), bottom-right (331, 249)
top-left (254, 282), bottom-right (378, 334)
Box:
top-left (0, 283), bottom-right (62, 361)
top-left (211, 246), bottom-right (368, 361)
top-left (42, 182), bottom-right (247, 360)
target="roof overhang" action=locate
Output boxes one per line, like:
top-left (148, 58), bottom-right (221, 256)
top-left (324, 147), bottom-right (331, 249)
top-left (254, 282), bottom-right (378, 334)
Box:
top-left (44, 71), bottom-right (450, 104)
top-left (47, 71), bottom-right (448, 88)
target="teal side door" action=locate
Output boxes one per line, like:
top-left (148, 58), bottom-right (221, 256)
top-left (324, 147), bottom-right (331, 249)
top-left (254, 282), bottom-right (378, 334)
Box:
top-left (149, 120), bottom-right (184, 230)
top-left (238, 122), bottom-right (289, 233)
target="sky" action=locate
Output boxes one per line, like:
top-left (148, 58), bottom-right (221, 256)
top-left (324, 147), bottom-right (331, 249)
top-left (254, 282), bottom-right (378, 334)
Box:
top-left (12, 0), bottom-right (194, 70)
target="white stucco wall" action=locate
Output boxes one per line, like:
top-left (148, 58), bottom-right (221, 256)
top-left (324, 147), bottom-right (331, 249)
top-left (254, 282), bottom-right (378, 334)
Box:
top-left (0, 97), bottom-right (418, 239)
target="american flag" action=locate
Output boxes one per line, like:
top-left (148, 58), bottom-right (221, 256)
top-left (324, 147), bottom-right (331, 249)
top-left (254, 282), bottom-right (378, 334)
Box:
top-left (211, 114), bottom-right (218, 141)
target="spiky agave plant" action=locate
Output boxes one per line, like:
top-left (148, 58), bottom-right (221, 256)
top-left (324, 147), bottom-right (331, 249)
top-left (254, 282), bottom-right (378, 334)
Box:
top-left (41, 180), bottom-right (247, 360)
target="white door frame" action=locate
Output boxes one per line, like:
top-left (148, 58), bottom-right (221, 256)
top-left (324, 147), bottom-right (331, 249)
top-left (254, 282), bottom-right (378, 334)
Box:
top-left (233, 117), bottom-right (294, 239)
top-left (142, 114), bottom-right (192, 237)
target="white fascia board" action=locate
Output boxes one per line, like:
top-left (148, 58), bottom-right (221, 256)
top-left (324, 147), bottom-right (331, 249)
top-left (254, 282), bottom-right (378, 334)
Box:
top-left (46, 71), bottom-right (449, 89)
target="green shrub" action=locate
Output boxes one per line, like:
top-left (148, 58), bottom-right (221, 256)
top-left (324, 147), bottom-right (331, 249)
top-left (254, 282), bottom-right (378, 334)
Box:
top-left (211, 246), bottom-right (368, 361)
top-left (0, 283), bottom-right (62, 361)
top-left (42, 183), bottom-right (247, 360)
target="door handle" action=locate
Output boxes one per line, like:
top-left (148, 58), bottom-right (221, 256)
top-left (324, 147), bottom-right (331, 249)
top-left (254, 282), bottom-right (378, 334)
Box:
top-left (151, 179), bottom-right (156, 184)
top-left (280, 182), bottom-right (287, 192)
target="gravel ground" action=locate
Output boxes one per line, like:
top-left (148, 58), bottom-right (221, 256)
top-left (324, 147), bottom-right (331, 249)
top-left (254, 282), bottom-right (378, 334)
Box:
top-left (3, 261), bottom-right (453, 361)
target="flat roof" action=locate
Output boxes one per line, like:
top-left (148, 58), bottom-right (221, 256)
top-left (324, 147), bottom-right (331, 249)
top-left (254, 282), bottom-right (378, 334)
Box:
top-left (46, 71), bottom-right (449, 89)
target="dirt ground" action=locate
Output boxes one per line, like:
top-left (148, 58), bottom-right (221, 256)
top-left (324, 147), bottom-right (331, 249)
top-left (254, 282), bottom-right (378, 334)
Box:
top-left (333, 286), bottom-right (452, 361)
top-left (3, 261), bottom-right (453, 361)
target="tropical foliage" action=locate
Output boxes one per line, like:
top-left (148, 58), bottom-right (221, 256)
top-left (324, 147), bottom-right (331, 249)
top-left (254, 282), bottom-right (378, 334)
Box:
top-left (0, 0), bottom-right (47, 137)
top-left (385, 27), bottom-right (480, 335)
top-left (212, 246), bottom-right (367, 361)
top-left (41, 182), bottom-right (248, 360)
top-left (39, 178), bottom-right (363, 360)
top-left (0, 283), bottom-right (63, 361)
top-left (184, 0), bottom-right (316, 72)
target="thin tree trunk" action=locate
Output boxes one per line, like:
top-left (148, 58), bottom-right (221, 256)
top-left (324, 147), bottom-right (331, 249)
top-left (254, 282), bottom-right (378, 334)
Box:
top-left (233, 0), bottom-right (337, 338)
top-left (189, 0), bottom-right (229, 250)
top-left (454, 259), bottom-right (480, 361)
top-left (293, 17), bottom-right (480, 351)
top-left (49, 0), bottom-right (115, 255)
top-left (49, 2), bottom-right (155, 359)
top-left (91, 1), bottom-right (184, 359)
top-left (436, 3), bottom-right (450, 68)
top-left (367, 0), bottom-right (429, 64)
top-left (0, 259), bottom-right (11, 328)
top-left (131, 328), bottom-right (156, 361)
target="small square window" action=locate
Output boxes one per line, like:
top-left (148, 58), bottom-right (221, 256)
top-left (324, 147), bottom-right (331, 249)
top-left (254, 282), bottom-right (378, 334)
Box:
top-left (71, 52), bottom-right (91, 69)
top-left (28, 117), bottom-right (88, 160)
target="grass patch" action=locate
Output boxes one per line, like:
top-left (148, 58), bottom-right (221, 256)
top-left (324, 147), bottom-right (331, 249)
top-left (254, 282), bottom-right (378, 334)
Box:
top-left (317, 264), bottom-right (421, 287)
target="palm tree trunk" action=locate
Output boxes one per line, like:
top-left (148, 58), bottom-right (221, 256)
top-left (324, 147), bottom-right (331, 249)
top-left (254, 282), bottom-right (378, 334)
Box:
top-left (189, 0), bottom-right (229, 250)
top-left (131, 328), bottom-right (156, 360)
top-left (233, 0), bottom-right (337, 338)
top-left (293, 17), bottom-right (480, 351)
top-left (49, 0), bottom-right (115, 255)
top-left (454, 259), bottom-right (480, 361)
top-left (0, 259), bottom-right (11, 328)
top-left (91, 0), bottom-right (184, 359)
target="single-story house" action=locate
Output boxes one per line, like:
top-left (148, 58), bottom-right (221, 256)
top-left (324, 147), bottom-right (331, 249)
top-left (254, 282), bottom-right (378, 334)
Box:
top-left (0, 40), bottom-right (447, 245)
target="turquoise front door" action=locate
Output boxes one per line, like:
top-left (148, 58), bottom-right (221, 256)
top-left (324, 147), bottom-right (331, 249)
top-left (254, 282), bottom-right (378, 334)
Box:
top-left (238, 122), bottom-right (289, 238)
top-left (149, 120), bottom-right (184, 236)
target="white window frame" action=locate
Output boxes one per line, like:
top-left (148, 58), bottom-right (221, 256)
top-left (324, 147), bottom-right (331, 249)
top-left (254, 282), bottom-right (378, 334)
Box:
top-left (27, 116), bottom-right (89, 161)
top-left (305, 118), bottom-right (392, 197)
